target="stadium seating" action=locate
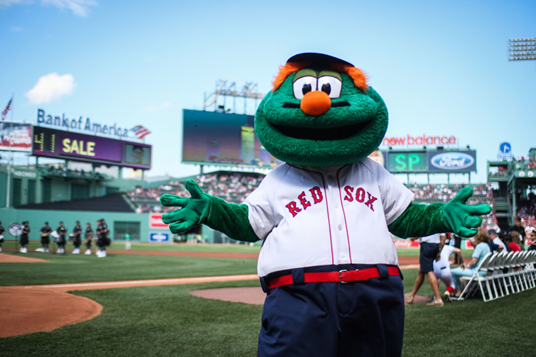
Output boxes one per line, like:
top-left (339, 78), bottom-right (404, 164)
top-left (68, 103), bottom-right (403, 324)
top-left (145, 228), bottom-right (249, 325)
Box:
top-left (126, 171), bottom-right (265, 213)
top-left (457, 251), bottom-right (536, 302)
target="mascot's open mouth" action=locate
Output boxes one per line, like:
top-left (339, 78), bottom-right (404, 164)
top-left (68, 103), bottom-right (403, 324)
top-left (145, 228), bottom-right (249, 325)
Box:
top-left (272, 120), bottom-right (370, 141)
top-left (283, 101), bottom-right (350, 109)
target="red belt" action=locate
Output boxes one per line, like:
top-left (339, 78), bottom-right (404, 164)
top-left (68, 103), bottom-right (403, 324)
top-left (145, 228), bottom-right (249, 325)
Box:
top-left (267, 266), bottom-right (400, 289)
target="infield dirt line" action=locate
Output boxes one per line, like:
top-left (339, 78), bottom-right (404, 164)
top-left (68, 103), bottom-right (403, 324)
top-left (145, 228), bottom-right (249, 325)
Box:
top-left (0, 264), bottom-right (421, 292)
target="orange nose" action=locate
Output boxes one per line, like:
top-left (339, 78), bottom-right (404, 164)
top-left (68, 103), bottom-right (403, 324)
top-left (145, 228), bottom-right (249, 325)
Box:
top-left (300, 91), bottom-right (331, 116)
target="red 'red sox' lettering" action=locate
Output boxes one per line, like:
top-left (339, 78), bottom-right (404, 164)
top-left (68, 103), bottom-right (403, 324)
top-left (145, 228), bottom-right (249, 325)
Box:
top-left (287, 185), bottom-right (377, 217)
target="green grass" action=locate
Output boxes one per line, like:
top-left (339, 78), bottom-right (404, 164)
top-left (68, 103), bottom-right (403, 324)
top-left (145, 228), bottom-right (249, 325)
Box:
top-left (1, 275), bottom-right (535, 356)
top-left (0, 252), bottom-right (257, 286)
top-left (1, 240), bottom-right (261, 253)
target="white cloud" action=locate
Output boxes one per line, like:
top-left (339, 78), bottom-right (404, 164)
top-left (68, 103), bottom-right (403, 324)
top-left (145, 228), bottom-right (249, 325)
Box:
top-left (41, 0), bottom-right (96, 17)
top-left (25, 73), bottom-right (75, 104)
top-left (0, 0), bottom-right (97, 17)
top-left (0, 0), bottom-right (29, 7)
top-left (10, 26), bottom-right (23, 32)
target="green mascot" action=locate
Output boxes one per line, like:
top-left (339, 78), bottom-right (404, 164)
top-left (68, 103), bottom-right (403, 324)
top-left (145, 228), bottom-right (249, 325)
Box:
top-left (161, 53), bottom-right (490, 357)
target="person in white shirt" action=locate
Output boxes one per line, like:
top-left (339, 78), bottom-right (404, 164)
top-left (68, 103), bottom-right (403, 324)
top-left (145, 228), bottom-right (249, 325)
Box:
top-left (488, 229), bottom-right (506, 252)
top-left (433, 244), bottom-right (461, 302)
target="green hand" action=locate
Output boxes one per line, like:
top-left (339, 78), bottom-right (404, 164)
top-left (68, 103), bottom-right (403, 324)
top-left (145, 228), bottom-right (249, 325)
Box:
top-left (160, 180), bottom-right (211, 234)
top-left (441, 187), bottom-right (492, 238)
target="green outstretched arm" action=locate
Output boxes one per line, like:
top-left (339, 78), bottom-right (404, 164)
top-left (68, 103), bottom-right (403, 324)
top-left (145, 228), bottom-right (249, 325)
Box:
top-left (388, 187), bottom-right (492, 238)
top-left (160, 179), bottom-right (260, 243)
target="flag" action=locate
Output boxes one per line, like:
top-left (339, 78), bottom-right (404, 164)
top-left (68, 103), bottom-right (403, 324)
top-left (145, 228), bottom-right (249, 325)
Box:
top-left (1, 96), bottom-right (13, 120)
top-left (130, 125), bottom-right (151, 139)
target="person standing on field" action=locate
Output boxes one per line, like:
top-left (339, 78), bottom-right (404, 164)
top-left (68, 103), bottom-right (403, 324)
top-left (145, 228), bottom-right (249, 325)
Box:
top-left (20, 221), bottom-right (30, 253)
top-left (84, 223), bottom-right (94, 255)
top-left (72, 221), bottom-right (82, 254)
top-left (56, 221), bottom-right (67, 254)
top-left (96, 219), bottom-right (109, 258)
top-left (0, 222), bottom-right (5, 252)
top-left (407, 233), bottom-right (446, 307)
top-left (40, 222), bottom-right (52, 253)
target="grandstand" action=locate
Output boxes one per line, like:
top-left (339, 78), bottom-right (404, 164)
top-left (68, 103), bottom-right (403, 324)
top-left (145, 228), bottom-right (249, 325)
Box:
top-left (126, 171), bottom-right (265, 213)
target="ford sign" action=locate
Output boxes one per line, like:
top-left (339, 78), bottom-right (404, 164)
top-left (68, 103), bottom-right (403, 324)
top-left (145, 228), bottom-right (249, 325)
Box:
top-left (430, 152), bottom-right (475, 170)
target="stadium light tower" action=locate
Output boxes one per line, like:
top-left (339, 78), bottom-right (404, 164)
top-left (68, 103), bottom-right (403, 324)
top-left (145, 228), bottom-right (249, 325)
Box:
top-left (508, 38), bottom-right (536, 62)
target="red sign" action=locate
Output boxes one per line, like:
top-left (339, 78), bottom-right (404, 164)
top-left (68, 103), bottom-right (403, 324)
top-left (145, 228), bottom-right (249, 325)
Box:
top-left (381, 135), bottom-right (457, 147)
top-left (392, 240), bottom-right (420, 248)
top-left (149, 214), bottom-right (169, 228)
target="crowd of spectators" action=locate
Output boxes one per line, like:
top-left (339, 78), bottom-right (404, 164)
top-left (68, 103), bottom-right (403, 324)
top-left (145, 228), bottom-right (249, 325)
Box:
top-left (407, 183), bottom-right (495, 230)
top-left (407, 183), bottom-right (492, 206)
top-left (127, 171), bottom-right (265, 214)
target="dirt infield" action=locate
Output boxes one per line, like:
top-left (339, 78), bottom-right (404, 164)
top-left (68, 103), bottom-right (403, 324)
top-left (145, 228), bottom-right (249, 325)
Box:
top-left (190, 287), bottom-right (432, 305)
top-left (0, 261), bottom-right (427, 338)
top-left (0, 253), bottom-right (49, 263)
top-left (0, 289), bottom-right (102, 338)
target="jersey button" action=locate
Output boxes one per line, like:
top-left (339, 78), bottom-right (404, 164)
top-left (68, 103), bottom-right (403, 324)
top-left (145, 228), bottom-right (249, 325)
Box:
top-left (340, 252), bottom-right (346, 259)
top-left (338, 224), bottom-right (342, 231)
top-left (334, 202), bottom-right (339, 208)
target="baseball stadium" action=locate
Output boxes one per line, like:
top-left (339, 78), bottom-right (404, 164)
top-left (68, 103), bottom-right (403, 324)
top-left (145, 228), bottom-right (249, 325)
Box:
top-left (1, 2), bottom-right (536, 357)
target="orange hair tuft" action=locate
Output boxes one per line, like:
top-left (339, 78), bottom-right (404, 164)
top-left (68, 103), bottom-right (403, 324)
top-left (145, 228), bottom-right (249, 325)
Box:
top-left (272, 62), bottom-right (309, 91)
top-left (331, 64), bottom-right (369, 93)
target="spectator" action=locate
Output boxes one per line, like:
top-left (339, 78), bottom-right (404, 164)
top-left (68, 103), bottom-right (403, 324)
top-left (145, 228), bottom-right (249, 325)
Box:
top-left (528, 231), bottom-right (536, 251)
top-left (451, 229), bottom-right (491, 298)
top-left (506, 231), bottom-right (522, 252)
top-left (488, 229), bottom-right (506, 252)
top-left (507, 216), bottom-right (526, 249)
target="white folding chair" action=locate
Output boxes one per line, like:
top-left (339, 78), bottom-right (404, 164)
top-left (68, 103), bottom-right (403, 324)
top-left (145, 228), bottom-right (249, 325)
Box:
top-left (508, 252), bottom-right (523, 293)
top-left (458, 253), bottom-right (493, 301)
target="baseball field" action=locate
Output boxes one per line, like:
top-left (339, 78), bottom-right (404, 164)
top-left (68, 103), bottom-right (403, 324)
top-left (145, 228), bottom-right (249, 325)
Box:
top-left (1, 241), bottom-right (535, 357)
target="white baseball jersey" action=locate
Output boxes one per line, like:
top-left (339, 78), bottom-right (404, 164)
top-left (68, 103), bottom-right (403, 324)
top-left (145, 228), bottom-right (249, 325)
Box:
top-left (245, 158), bottom-right (414, 277)
top-left (433, 245), bottom-right (454, 271)
top-left (419, 233), bottom-right (442, 244)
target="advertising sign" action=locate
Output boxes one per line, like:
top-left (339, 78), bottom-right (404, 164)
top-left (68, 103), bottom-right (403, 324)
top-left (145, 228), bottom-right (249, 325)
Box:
top-left (387, 151), bottom-right (427, 172)
top-left (149, 214), bottom-right (168, 228)
top-left (0, 122), bottom-right (32, 152)
top-left (426, 150), bottom-right (476, 173)
top-left (150, 232), bottom-right (170, 242)
top-left (32, 126), bottom-right (152, 169)
top-left (182, 109), bottom-right (280, 167)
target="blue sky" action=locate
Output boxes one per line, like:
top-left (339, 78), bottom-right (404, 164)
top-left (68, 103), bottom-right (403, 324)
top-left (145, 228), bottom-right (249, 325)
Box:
top-left (1, 0), bottom-right (535, 183)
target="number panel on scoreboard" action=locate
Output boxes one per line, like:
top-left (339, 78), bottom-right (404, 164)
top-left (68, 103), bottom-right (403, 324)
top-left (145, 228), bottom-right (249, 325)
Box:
top-left (387, 152), bottom-right (427, 172)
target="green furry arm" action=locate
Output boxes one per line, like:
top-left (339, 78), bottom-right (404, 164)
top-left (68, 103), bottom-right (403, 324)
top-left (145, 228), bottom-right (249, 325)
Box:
top-left (160, 179), bottom-right (259, 243)
top-left (206, 197), bottom-right (260, 243)
top-left (389, 187), bottom-right (493, 238)
top-left (388, 203), bottom-right (446, 238)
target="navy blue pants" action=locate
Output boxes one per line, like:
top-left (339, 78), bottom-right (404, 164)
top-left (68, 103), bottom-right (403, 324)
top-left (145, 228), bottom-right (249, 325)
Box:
top-left (258, 268), bottom-right (405, 357)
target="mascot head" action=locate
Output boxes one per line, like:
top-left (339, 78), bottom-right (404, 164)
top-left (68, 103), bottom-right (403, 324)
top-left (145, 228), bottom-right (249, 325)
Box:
top-left (255, 53), bottom-right (388, 167)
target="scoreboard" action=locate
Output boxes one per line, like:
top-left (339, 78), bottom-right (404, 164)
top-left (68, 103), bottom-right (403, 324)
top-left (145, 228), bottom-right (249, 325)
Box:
top-left (387, 152), bottom-right (428, 172)
top-left (383, 149), bottom-right (476, 174)
top-left (32, 126), bottom-right (152, 170)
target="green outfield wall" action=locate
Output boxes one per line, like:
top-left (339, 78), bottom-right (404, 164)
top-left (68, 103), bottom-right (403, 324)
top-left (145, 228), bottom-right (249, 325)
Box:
top-left (0, 207), bottom-right (221, 243)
